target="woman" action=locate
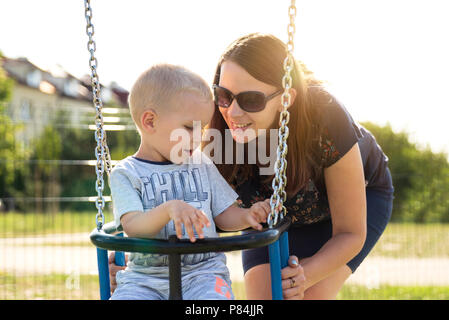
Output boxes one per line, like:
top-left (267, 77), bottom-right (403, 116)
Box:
top-left (110, 33), bottom-right (394, 300)
top-left (207, 32), bottom-right (393, 299)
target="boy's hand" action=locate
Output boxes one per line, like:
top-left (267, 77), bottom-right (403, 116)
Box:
top-left (167, 200), bottom-right (211, 242)
top-left (247, 199), bottom-right (271, 231)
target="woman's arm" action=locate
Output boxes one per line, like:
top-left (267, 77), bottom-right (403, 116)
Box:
top-left (109, 251), bottom-right (128, 293)
top-left (300, 143), bottom-right (367, 289)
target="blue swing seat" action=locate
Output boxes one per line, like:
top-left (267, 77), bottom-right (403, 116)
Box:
top-left (90, 216), bottom-right (291, 300)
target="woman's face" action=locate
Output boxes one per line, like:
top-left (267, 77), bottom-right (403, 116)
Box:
top-left (218, 60), bottom-right (283, 144)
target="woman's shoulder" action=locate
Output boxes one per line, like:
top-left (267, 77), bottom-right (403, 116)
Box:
top-left (308, 86), bottom-right (364, 167)
top-left (309, 86), bottom-right (355, 128)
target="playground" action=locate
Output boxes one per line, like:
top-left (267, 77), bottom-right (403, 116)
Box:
top-left (1, 0), bottom-right (448, 300)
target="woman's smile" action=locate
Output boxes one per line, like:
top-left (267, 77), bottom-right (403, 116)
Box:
top-left (230, 121), bottom-right (252, 131)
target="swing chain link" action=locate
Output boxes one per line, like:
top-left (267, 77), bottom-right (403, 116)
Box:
top-left (84, 0), bottom-right (113, 230)
top-left (268, 0), bottom-right (296, 228)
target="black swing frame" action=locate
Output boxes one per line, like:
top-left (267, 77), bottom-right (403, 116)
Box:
top-left (90, 216), bottom-right (291, 300)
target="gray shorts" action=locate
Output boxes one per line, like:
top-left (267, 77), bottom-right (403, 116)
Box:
top-left (110, 253), bottom-right (234, 300)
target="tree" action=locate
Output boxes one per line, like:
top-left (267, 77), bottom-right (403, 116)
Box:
top-left (0, 52), bottom-right (13, 102)
top-left (361, 121), bottom-right (449, 222)
top-left (29, 126), bottom-right (62, 213)
top-left (0, 51), bottom-right (30, 211)
top-left (51, 108), bottom-right (140, 212)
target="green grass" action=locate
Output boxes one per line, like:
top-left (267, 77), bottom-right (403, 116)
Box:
top-left (1, 212), bottom-right (449, 258)
top-left (337, 284), bottom-right (449, 300)
top-left (234, 281), bottom-right (449, 300)
top-left (369, 223), bottom-right (449, 258)
top-left (1, 212), bottom-right (449, 300)
top-left (231, 281), bottom-right (247, 300)
top-left (0, 211), bottom-right (113, 237)
top-left (1, 272), bottom-right (448, 300)
top-left (0, 272), bottom-right (100, 300)
top-left (0, 272), bottom-right (246, 300)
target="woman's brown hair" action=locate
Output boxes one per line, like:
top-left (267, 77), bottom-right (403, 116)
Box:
top-left (203, 33), bottom-right (324, 197)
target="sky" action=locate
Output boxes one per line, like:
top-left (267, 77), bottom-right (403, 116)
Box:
top-left (1, 0), bottom-right (448, 155)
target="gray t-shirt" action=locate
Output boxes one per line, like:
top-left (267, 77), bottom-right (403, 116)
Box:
top-left (109, 150), bottom-right (238, 271)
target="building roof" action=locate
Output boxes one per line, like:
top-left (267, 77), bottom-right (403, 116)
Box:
top-left (1, 56), bottom-right (129, 108)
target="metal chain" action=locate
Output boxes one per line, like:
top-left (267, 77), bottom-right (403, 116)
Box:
top-left (84, 0), bottom-right (113, 230)
top-left (268, 0), bottom-right (296, 228)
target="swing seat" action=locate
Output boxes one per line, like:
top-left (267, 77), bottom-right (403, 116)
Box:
top-left (90, 215), bottom-right (291, 300)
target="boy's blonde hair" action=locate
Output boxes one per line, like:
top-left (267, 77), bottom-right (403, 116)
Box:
top-left (128, 63), bottom-right (213, 132)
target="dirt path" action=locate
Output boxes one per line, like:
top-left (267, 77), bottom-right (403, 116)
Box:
top-left (2, 233), bottom-right (449, 287)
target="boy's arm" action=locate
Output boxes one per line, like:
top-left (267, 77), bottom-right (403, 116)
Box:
top-left (121, 200), bottom-right (211, 242)
top-left (213, 204), bottom-right (251, 232)
top-left (214, 200), bottom-right (271, 232)
top-left (120, 201), bottom-right (171, 239)
top-left (110, 168), bottom-right (207, 241)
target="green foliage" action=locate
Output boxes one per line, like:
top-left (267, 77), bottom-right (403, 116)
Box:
top-left (361, 122), bottom-right (449, 223)
top-left (0, 54), bottom-right (30, 210)
top-left (0, 57), bottom-right (15, 187)
top-left (25, 126), bottom-right (63, 212)
top-left (108, 127), bottom-right (141, 161)
top-left (0, 114), bottom-right (21, 187)
top-left (48, 109), bottom-right (140, 212)
top-left (33, 126), bottom-right (62, 174)
top-left (0, 52), bottom-right (14, 102)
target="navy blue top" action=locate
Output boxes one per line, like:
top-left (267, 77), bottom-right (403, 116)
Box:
top-left (235, 87), bottom-right (393, 226)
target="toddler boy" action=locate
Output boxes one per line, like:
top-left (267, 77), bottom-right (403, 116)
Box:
top-left (109, 64), bottom-right (270, 300)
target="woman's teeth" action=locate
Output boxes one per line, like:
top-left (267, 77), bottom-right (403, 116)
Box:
top-left (233, 123), bottom-right (251, 129)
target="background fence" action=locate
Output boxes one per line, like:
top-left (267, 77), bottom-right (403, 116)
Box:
top-left (1, 104), bottom-right (449, 300)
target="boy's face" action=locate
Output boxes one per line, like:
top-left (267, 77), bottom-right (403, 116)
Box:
top-left (147, 91), bottom-right (214, 163)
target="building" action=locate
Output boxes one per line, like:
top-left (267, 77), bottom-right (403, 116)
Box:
top-left (1, 56), bottom-right (132, 145)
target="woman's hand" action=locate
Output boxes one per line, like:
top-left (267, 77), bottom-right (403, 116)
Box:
top-left (108, 251), bottom-right (128, 293)
top-left (281, 256), bottom-right (306, 300)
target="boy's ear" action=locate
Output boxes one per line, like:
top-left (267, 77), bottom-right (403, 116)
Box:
top-left (141, 109), bottom-right (157, 133)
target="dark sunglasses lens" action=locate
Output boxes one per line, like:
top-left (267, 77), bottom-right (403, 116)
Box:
top-left (214, 86), bottom-right (232, 107)
top-left (237, 92), bottom-right (265, 112)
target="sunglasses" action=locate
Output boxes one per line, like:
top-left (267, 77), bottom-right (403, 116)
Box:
top-left (213, 84), bottom-right (282, 113)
